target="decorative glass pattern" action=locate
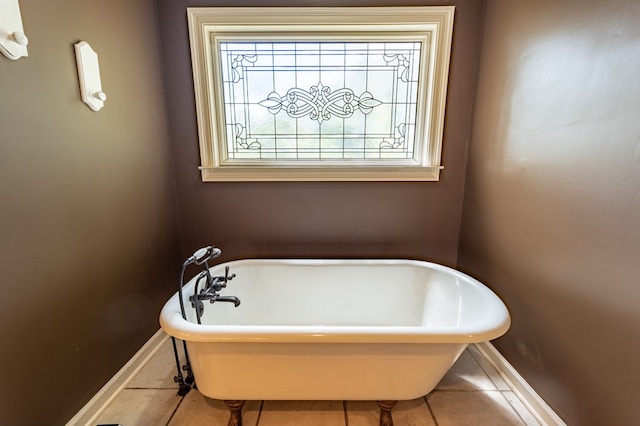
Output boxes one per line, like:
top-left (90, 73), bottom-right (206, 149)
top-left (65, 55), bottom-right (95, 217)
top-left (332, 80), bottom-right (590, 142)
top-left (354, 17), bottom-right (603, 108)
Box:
top-left (218, 41), bottom-right (422, 161)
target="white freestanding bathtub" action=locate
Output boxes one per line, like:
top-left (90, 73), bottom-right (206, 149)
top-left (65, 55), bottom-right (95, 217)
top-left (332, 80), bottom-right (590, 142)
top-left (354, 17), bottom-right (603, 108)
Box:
top-left (160, 259), bottom-right (510, 405)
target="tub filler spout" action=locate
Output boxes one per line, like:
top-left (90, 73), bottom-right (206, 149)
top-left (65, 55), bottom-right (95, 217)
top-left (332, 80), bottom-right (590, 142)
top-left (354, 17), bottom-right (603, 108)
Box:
top-left (212, 295), bottom-right (241, 307)
top-left (190, 291), bottom-right (241, 310)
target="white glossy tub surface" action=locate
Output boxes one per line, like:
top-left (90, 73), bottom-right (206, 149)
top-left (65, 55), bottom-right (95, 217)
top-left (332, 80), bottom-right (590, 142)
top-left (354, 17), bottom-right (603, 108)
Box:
top-left (160, 259), bottom-right (510, 401)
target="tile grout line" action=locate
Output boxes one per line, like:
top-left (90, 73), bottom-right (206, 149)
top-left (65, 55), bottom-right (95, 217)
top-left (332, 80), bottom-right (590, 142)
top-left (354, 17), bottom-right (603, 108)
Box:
top-left (492, 390), bottom-right (530, 426)
top-left (423, 395), bottom-right (440, 426)
top-left (469, 345), bottom-right (542, 425)
top-left (126, 387), bottom-right (178, 390)
top-left (429, 386), bottom-right (534, 424)
top-left (66, 330), bottom-right (169, 426)
top-left (431, 389), bottom-right (511, 393)
top-left (164, 393), bottom-right (186, 426)
top-left (474, 342), bottom-right (565, 425)
top-left (498, 391), bottom-right (539, 426)
top-left (253, 400), bottom-right (264, 426)
top-left (468, 345), bottom-right (505, 390)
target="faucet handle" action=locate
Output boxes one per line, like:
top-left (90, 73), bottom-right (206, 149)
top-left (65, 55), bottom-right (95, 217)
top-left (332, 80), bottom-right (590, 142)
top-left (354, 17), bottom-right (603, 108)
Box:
top-left (224, 265), bottom-right (236, 283)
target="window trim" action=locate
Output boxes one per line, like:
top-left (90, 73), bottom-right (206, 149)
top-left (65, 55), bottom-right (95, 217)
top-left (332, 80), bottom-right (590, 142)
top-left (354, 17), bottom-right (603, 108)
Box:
top-left (187, 7), bottom-right (455, 182)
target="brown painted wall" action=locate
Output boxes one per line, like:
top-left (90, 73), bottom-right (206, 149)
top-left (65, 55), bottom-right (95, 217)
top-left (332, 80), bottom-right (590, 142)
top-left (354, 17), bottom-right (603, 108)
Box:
top-left (0, 1), bottom-right (181, 424)
top-left (156, 0), bottom-right (485, 266)
top-left (458, 0), bottom-right (640, 424)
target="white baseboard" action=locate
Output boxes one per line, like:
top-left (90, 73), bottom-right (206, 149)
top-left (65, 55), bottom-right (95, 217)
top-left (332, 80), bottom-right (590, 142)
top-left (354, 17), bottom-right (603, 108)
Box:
top-left (474, 342), bottom-right (566, 426)
top-left (65, 329), bottom-right (169, 426)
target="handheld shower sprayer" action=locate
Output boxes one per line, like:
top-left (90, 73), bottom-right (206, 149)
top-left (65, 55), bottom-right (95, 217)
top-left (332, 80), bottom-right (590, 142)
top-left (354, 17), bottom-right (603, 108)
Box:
top-left (178, 246), bottom-right (221, 320)
top-left (183, 245), bottom-right (222, 267)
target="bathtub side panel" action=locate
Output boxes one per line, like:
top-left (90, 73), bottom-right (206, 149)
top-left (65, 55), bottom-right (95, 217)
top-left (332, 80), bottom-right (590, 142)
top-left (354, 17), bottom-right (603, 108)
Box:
top-left (187, 342), bottom-right (466, 401)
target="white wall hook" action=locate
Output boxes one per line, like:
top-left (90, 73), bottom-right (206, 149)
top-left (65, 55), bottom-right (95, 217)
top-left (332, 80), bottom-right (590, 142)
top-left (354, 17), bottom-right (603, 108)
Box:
top-left (0, 0), bottom-right (29, 60)
top-left (12, 30), bottom-right (28, 46)
top-left (94, 91), bottom-right (107, 102)
top-left (74, 41), bottom-right (106, 112)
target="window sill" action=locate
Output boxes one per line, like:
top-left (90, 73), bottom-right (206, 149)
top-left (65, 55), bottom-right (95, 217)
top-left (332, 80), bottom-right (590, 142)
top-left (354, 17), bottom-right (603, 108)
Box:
top-left (199, 165), bottom-right (443, 182)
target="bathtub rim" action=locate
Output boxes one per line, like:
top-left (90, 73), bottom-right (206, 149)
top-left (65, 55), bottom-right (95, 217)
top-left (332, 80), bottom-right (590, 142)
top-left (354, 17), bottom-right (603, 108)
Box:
top-left (159, 258), bottom-right (511, 344)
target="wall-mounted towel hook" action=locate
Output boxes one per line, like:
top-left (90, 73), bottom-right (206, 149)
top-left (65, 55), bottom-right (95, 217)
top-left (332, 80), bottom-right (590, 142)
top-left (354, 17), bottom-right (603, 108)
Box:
top-left (0, 0), bottom-right (29, 60)
top-left (74, 41), bottom-right (106, 112)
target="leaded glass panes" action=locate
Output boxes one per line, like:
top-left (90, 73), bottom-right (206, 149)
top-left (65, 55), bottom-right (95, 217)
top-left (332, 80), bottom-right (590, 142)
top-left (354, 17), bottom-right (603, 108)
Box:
top-left (219, 41), bottom-right (422, 162)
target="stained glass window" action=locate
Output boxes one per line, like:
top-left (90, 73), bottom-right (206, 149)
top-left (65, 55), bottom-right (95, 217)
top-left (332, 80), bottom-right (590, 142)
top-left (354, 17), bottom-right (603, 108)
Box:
top-left (187, 7), bottom-right (454, 181)
top-left (219, 41), bottom-right (421, 162)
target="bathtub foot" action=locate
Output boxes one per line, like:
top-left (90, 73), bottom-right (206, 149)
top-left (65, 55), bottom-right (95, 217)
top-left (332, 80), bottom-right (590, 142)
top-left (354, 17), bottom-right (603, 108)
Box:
top-left (224, 400), bottom-right (245, 426)
top-left (377, 400), bottom-right (397, 426)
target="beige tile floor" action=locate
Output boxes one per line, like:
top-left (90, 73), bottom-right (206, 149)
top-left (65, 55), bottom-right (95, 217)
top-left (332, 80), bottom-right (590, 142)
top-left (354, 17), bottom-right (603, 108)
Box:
top-left (96, 336), bottom-right (541, 425)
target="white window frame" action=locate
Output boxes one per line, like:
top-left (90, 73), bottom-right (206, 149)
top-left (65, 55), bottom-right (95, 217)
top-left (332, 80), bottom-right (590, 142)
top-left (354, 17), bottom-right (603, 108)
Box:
top-left (187, 7), bottom-right (455, 182)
